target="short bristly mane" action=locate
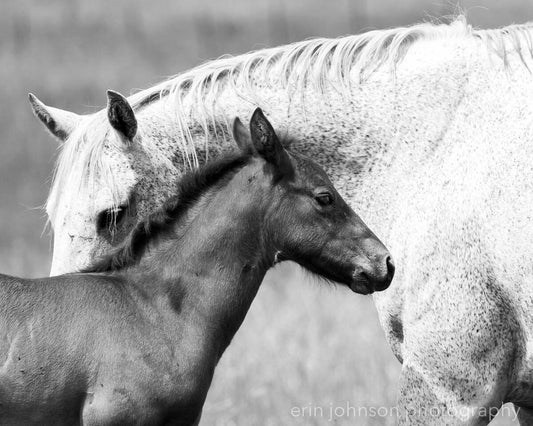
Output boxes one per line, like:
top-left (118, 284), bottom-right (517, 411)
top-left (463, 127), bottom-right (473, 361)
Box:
top-left (83, 152), bottom-right (251, 273)
top-left (46, 17), bottom-right (533, 226)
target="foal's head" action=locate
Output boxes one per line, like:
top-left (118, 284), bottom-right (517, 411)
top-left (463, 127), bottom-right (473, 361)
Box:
top-left (85, 108), bottom-right (394, 294)
top-left (233, 109), bottom-right (394, 294)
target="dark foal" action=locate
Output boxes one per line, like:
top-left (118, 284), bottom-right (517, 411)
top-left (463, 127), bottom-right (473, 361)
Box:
top-left (0, 109), bottom-right (393, 425)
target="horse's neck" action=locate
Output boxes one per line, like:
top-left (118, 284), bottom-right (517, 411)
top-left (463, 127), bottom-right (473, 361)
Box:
top-left (140, 37), bottom-right (480, 230)
top-left (131, 169), bottom-right (271, 356)
top-left (142, 36), bottom-right (533, 241)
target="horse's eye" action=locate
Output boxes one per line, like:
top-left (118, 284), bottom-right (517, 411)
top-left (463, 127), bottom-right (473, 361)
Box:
top-left (96, 205), bottom-right (127, 234)
top-left (314, 192), bottom-right (334, 206)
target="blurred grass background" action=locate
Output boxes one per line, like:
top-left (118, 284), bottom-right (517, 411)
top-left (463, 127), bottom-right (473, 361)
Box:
top-left (1, 1), bottom-right (531, 424)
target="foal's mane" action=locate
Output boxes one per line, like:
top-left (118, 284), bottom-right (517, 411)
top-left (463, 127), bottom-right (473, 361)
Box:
top-left (83, 152), bottom-right (251, 273)
top-left (46, 16), bottom-right (533, 225)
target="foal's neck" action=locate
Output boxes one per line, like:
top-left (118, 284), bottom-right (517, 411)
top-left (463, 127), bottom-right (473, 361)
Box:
top-left (132, 162), bottom-right (273, 355)
top-left (141, 44), bottom-right (473, 241)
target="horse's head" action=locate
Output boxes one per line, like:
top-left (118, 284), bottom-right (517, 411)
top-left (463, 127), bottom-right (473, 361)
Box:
top-left (233, 109), bottom-right (394, 294)
top-left (29, 91), bottom-right (183, 275)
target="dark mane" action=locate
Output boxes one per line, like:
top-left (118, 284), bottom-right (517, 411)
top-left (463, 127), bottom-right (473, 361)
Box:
top-left (83, 151), bottom-right (251, 273)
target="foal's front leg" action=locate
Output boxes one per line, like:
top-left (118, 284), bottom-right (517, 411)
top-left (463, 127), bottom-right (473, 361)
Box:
top-left (396, 275), bottom-right (518, 425)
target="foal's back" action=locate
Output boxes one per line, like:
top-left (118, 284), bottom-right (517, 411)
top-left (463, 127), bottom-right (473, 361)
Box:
top-left (0, 273), bottom-right (199, 425)
top-left (0, 274), bottom-right (117, 423)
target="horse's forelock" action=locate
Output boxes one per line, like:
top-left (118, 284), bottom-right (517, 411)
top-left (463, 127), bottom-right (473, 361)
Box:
top-left (45, 112), bottom-right (122, 227)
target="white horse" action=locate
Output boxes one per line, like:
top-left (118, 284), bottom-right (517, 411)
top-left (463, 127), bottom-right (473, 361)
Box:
top-left (30, 17), bottom-right (533, 425)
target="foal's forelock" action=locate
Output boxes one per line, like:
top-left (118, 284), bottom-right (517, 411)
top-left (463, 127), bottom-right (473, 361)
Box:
top-left (45, 16), bottom-right (533, 226)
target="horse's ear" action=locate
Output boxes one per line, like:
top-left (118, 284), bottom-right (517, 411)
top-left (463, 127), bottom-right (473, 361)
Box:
top-left (106, 90), bottom-right (137, 145)
top-left (249, 108), bottom-right (292, 175)
top-left (232, 117), bottom-right (254, 154)
top-left (28, 93), bottom-right (81, 142)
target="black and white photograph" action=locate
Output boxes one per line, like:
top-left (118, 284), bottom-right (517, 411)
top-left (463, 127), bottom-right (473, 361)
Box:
top-left (1, 0), bottom-right (532, 424)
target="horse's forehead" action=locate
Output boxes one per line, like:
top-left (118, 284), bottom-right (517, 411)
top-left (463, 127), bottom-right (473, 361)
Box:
top-left (134, 166), bottom-right (181, 209)
top-left (56, 144), bottom-right (172, 219)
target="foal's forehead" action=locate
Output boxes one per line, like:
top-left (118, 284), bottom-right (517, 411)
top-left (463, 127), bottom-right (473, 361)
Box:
top-left (292, 154), bottom-right (331, 185)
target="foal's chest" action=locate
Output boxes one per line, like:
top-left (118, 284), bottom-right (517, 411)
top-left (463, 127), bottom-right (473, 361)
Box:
top-left (81, 333), bottom-right (217, 425)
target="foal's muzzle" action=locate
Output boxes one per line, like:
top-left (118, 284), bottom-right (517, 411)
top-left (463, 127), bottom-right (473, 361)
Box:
top-left (350, 238), bottom-right (395, 294)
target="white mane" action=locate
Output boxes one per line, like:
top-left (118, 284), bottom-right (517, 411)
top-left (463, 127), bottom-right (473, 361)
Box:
top-left (46, 16), bottom-right (533, 225)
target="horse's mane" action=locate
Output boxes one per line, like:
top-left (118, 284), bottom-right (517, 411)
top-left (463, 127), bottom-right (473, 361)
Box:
top-left (82, 151), bottom-right (251, 273)
top-left (131, 17), bottom-right (533, 114)
top-left (46, 16), bottom-right (533, 226)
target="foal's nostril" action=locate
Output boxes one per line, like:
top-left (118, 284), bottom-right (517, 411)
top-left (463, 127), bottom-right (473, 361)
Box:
top-left (386, 256), bottom-right (395, 281)
top-left (371, 255), bottom-right (394, 292)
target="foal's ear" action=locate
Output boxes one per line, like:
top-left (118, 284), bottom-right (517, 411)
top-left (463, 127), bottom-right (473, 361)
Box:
top-left (28, 93), bottom-right (81, 142)
top-left (249, 108), bottom-right (292, 175)
top-left (106, 90), bottom-right (137, 145)
top-left (232, 117), bottom-right (254, 154)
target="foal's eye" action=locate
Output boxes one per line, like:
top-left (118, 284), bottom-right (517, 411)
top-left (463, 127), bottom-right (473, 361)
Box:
top-left (314, 192), bottom-right (334, 206)
top-left (96, 205), bottom-right (127, 234)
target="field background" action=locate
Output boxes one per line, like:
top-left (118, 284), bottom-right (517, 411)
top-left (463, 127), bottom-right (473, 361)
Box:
top-left (1, 1), bottom-right (531, 424)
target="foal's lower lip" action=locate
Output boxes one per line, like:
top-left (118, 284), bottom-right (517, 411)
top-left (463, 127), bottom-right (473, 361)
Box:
top-left (350, 282), bottom-right (373, 295)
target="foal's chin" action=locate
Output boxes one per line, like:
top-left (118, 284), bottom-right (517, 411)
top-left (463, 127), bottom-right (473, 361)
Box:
top-left (348, 279), bottom-right (374, 295)
top-left (293, 261), bottom-right (375, 295)
top-left (321, 269), bottom-right (375, 295)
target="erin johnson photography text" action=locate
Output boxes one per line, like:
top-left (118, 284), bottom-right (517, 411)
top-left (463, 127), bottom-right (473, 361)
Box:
top-left (290, 402), bottom-right (519, 422)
